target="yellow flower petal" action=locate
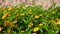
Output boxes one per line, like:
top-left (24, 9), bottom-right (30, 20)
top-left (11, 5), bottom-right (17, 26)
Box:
top-left (20, 13), bottom-right (25, 16)
top-left (33, 27), bottom-right (39, 32)
top-left (32, 33), bottom-right (37, 34)
top-left (39, 14), bottom-right (43, 16)
top-left (13, 21), bottom-right (17, 24)
top-left (56, 20), bottom-right (60, 25)
top-left (21, 30), bottom-right (25, 32)
top-left (55, 19), bottom-right (60, 25)
top-left (35, 15), bottom-right (39, 19)
top-left (7, 29), bottom-right (11, 33)
top-left (22, 7), bottom-right (26, 9)
top-left (0, 27), bottom-right (3, 31)
top-left (28, 10), bottom-right (32, 14)
top-left (4, 21), bottom-right (8, 27)
top-left (8, 7), bottom-right (13, 11)
top-left (28, 23), bottom-right (33, 28)
top-left (39, 23), bottom-right (43, 27)
top-left (2, 13), bottom-right (8, 19)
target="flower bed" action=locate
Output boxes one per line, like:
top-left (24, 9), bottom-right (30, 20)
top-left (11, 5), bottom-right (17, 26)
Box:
top-left (0, 5), bottom-right (60, 34)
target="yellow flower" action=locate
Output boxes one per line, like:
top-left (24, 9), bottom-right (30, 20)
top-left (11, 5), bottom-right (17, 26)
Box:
top-left (35, 15), bottom-right (39, 19)
top-left (22, 7), bottom-right (26, 9)
top-left (56, 20), bottom-right (60, 25)
top-left (20, 13), bottom-right (25, 16)
top-left (0, 27), bottom-right (3, 31)
top-left (28, 23), bottom-right (33, 28)
top-left (8, 7), bottom-right (13, 11)
top-left (13, 21), bottom-right (17, 24)
top-left (39, 14), bottom-right (43, 16)
top-left (32, 33), bottom-right (37, 34)
top-left (4, 21), bottom-right (13, 27)
top-left (28, 10), bottom-right (32, 14)
top-left (33, 27), bottom-right (39, 32)
top-left (2, 12), bottom-right (8, 19)
top-left (8, 22), bottom-right (13, 27)
top-left (4, 21), bottom-right (8, 27)
top-left (39, 23), bottom-right (43, 27)
top-left (21, 30), bottom-right (25, 32)
top-left (7, 29), bottom-right (11, 33)
top-left (29, 9), bottom-right (32, 11)
top-left (52, 30), bottom-right (54, 32)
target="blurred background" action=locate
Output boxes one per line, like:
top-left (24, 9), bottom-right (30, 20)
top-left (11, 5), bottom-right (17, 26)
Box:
top-left (0, 0), bottom-right (60, 9)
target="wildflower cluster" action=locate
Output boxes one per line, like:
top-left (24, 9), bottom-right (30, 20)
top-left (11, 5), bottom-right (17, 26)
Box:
top-left (0, 5), bottom-right (60, 34)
